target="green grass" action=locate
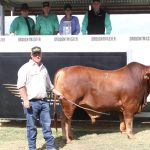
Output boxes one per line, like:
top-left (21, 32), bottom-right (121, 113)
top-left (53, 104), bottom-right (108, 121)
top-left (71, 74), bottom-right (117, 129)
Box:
top-left (0, 120), bottom-right (150, 150)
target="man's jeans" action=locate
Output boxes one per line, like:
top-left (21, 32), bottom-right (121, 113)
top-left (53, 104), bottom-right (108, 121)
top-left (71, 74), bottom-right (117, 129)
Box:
top-left (23, 99), bottom-right (55, 150)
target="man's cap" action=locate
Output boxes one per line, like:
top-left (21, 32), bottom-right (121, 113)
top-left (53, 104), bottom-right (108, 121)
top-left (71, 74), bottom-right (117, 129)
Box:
top-left (43, 1), bottom-right (50, 7)
top-left (64, 3), bottom-right (72, 10)
top-left (31, 46), bottom-right (41, 54)
top-left (92, 0), bottom-right (100, 2)
top-left (20, 3), bottom-right (29, 10)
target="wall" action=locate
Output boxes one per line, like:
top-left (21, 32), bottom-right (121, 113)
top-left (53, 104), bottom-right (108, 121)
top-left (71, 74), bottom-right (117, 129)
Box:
top-left (0, 35), bottom-right (149, 119)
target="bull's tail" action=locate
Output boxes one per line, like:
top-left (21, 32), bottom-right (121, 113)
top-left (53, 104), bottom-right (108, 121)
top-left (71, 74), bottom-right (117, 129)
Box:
top-left (53, 69), bottom-right (62, 133)
top-left (53, 71), bottom-right (59, 133)
top-left (53, 91), bottom-right (58, 133)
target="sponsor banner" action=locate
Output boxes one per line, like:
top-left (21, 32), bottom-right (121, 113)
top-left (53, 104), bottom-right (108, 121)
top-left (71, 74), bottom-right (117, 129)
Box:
top-left (0, 35), bottom-right (149, 65)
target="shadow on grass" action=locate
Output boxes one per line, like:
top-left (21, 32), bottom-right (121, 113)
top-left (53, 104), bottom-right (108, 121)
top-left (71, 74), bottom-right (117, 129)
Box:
top-left (34, 136), bottom-right (66, 150)
top-left (53, 126), bottom-right (120, 149)
top-left (54, 118), bottom-right (150, 149)
top-left (37, 144), bottom-right (46, 150)
top-left (1, 119), bottom-right (150, 150)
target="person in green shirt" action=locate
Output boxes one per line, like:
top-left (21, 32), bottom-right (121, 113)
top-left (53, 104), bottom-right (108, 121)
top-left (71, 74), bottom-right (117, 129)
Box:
top-left (82, 0), bottom-right (112, 35)
top-left (35, 2), bottom-right (59, 35)
top-left (9, 3), bottom-right (35, 35)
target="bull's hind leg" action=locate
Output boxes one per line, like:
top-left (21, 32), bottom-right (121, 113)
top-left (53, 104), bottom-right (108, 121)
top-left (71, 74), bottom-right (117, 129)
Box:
top-left (123, 111), bottom-right (134, 139)
top-left (61, 112), bottom-right (66, 140)
top-left (119, 112), bottom-right (126, 134)
top-left (66, 117), bottom-right (73, 143)
top-left (61, 111), bottom-right (73, 144)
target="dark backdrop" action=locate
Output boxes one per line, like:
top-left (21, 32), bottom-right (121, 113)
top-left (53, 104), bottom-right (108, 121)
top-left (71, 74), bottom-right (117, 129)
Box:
top-left (0, 52), bottom-right (127, 120)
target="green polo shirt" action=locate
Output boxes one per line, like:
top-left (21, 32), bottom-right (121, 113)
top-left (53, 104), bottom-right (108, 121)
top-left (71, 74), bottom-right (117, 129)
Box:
top-left (35, 13), bottom-right (59, 35)
top-left (9, 16), bottom-right (35, 35)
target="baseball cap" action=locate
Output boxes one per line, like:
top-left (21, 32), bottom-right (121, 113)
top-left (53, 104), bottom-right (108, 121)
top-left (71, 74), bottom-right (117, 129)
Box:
top-left (31, 46), bottom-right (41, 54)
top-left (43, 1), bottom-right (50, 7)
top-left (20, 3), bottom-right (29, 10)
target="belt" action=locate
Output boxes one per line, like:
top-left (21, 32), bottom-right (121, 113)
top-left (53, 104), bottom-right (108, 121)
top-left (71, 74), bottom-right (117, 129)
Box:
top-left (30, 98), bottom-right (47, 101)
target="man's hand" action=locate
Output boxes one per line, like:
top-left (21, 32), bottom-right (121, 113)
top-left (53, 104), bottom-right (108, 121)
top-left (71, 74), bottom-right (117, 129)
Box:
top-left (58, 95), bottom-right (64, 99)
top-left (53, 88), bottom-right (64, 99)
top-left (19, 87), bottom-right (30, 108)
top-left (23, 100), bottom-right (31, 108)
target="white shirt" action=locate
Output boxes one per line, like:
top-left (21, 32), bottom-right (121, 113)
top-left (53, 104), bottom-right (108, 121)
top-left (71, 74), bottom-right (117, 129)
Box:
top-left (17, 59), bottom-right (54, 100)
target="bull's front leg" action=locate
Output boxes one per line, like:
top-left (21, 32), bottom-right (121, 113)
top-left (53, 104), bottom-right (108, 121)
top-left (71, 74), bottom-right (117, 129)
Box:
top-left (123, 112), bottom-right (134, 139)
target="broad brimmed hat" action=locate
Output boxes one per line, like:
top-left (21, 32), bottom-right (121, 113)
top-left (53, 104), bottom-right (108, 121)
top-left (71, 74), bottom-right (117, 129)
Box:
top-left (21, 3), bottom-right (29, 10)
top-left (92, 0), bottom-right (100, 2)
top-left (31, 46), bottom-right (41, 54)
top-left (43, 1), bottom-right (50, 7)
top-left (64, 3), bottom-right (72, 10)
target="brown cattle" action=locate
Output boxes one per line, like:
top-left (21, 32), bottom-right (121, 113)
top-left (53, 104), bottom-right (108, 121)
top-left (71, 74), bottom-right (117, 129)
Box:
top-left (53, 62), bottom-right (150, 143)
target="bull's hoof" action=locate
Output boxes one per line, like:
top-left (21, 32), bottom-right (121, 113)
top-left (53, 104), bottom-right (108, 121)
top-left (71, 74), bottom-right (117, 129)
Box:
top-left (121, 131), bottom-right (126, 134)
top-left (66, 139), bottom-right (72, 144)
top-left (127, 134), bottom-right (135, 139)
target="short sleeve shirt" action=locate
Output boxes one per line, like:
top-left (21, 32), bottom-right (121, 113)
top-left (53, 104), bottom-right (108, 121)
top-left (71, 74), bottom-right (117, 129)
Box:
top-left (35, 13), bottom-right (59, 35)
top-left (9, 16), bottom-right (35, 35)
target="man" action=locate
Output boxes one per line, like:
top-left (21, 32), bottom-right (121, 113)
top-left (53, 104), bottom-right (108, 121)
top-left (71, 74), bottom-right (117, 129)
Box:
top-left (59, 3), bottom-right (80, 35)
top-left (9, 3), bottom-right (35, 35)
top-left (82, 0), bottom-right (112, 35)
top-left (17, 46), bottom-right (62, 150)
top-left (35, 2), bottom-right (59, 35)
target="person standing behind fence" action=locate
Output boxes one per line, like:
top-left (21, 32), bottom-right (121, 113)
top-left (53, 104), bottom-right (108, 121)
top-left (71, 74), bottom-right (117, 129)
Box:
top-left (82, 0), bottom-right (112, 35)
top-left (35, 1), bottom-right (59, 35)
top-left (17, 46), bottom-right (63, 150)
top-left (59, 3), bottom-right (80, 35)
top-left (9, 3), bottom-right (35, 35)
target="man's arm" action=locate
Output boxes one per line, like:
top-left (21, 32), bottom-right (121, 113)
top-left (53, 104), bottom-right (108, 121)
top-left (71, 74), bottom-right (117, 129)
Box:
top-left (52, 88), bottom-right (62, 96)
top-left (9, 18), bottom-right (17, 35)
top-left (73, 17), bottom-right (80, 35)
top-left (19, 86), bottom-right (30, 108)
top-left (59, 19), bottom-right (64, 35)
top-left (34, 16), bottom-right (41, 35)
top-left (53, 14), bottom-right (59, 35)
top-left (52, 88), bottom-right (64, 99)
top-left (105, 13), bottom-right (112, 34)
top-left (81, 11), bottom-right (88, 35)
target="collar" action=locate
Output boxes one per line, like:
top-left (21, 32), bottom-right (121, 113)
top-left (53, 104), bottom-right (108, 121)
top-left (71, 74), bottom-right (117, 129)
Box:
top-left (29, 59), bottom-right (43, 67)
top-left (64, 15), bottom-right (72, 21)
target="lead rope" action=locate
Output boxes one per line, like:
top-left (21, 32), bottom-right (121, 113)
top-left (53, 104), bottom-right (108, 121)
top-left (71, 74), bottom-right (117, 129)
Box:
top-left (62, 97), bottom-right (109, 115)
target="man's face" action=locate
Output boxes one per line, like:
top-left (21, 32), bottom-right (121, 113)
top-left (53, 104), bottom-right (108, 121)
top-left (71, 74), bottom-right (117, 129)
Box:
top-left (92, 1), bottom-right (101, 12)
top-left (42, 6), bottom-right (50, 15)
top-left (21, 9), bottom-right (29, 17)
top-left (31, 52), bottom-right (42, 64)
top-left (65, 8), bottom-right (72, 16)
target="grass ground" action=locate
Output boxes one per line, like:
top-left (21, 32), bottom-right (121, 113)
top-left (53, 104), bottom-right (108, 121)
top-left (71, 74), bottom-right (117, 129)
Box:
top-left (0, 120), bottom-right (150, 150)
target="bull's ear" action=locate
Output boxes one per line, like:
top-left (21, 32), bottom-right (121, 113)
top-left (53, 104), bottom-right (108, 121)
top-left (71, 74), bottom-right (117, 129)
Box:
top-left (144, 72), bottom-right (150, 80)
